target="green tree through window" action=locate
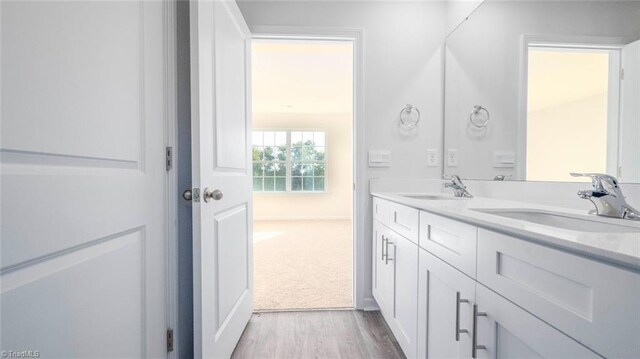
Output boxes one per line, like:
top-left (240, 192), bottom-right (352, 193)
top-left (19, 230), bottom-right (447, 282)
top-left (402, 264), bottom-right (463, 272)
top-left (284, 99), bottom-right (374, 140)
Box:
top-left (252, 131), bottom-right (326, 192)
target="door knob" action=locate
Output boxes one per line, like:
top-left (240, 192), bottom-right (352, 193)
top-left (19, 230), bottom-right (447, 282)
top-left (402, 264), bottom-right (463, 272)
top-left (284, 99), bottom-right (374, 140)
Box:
top-left (203, 188), bottom-right (223, 202)
top-left (182, 189), bottom-right (192, 201)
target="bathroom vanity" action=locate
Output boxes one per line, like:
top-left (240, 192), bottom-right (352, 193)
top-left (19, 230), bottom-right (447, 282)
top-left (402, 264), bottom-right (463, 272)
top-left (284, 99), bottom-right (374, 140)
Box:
top-left (371, 193), bottom-right (640, 359)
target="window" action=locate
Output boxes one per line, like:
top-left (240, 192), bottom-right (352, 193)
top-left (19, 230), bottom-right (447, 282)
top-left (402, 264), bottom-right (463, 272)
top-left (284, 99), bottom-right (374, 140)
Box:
top-left (252, 130), bottom-right (326, 192)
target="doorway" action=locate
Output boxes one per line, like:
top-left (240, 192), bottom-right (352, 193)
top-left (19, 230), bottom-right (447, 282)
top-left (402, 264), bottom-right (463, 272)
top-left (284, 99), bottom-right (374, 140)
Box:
top-left (250, 39), bottom-right (354, 310)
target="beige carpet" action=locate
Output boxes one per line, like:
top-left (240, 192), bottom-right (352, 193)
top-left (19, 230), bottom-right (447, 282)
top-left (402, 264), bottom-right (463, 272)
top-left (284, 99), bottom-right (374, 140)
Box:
top-left (253, 220), bottom-right (353, 310)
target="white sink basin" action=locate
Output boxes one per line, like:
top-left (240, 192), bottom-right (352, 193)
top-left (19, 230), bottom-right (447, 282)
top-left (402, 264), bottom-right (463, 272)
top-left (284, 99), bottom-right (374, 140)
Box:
top-left (401, 194), bottom-right (463, 200)
top-left (472, 209), bottom-right (640, 233)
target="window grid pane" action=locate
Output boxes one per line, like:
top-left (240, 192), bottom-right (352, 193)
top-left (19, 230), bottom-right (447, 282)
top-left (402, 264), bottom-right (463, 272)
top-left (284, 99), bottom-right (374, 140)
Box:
top-left (253, 130), bottom-right (326, 192)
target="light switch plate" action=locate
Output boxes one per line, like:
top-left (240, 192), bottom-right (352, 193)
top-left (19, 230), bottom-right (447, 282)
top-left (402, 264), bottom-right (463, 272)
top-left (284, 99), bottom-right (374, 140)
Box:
top-left (427, 149), bottom-right (438, 167)
top-left (368, 150), bottom-right (391, 167)
top-left (493, 150), bottom-right (515, 168)
top-left (446, 149), bottom-right (458, 167)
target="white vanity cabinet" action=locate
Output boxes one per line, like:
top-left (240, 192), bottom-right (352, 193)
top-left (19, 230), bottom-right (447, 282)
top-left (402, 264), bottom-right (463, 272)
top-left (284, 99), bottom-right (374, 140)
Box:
top-left (371, 195), bottom-right (640, 359)
top-left (372, 198), bottom-right (419, 358)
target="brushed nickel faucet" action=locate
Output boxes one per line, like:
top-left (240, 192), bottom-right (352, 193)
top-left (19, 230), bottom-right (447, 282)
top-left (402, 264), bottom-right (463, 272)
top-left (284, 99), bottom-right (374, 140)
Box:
top-left (444, 175), bottom-right (473, 198)
top-left (571, 173), bottom-right (640, 221)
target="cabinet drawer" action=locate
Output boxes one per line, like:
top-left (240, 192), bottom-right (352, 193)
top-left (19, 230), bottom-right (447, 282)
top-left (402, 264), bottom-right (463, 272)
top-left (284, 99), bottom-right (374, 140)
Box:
top-left (478, 229), bottom-right (640, 358)
top-left (373, 197), bottom-right (391, 228)
top-left (373, 196), bottom-right (420, 244)
top-left (388, 201), bottom-right (419, 245)
top-left (419, 211), bottom-right (478, 278)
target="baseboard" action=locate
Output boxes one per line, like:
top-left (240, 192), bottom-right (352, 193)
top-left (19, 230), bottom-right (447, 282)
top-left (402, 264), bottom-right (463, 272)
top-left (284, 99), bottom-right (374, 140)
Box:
top-left (362, 296), bottom-right (380, 311)
top-left (253, 216), bottom-right (352, 221)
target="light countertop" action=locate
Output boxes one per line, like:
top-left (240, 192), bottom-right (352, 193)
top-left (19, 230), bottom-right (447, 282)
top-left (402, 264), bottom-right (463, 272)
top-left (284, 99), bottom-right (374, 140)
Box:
top-left (371, 192), bottom-right (640, 271)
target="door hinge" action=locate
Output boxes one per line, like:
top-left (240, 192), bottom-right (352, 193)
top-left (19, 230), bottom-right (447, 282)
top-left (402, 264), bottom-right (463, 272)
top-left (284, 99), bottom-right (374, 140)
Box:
top-left (166, 328), bottom-right (174, 352)
top-left (166, 146), bottom-right (173, 171)
top-left (621, 68), bottom-right (625, 80)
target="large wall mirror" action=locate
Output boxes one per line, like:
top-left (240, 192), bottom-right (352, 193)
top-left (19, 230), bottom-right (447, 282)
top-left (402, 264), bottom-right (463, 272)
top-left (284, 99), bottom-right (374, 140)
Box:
top-left (444, 0), bottom-right (640, 183)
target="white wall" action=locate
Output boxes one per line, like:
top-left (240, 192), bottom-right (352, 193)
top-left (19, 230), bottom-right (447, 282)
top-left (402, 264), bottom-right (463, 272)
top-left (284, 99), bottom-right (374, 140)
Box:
top-left (444, 0), bottom-right (640, 181)
top-left (237, 0), bottom-right (448, 309)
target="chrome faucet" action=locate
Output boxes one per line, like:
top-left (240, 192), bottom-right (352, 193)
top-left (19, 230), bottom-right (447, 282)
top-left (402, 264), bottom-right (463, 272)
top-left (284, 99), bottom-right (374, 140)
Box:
top-left (571, 173), bottom-right (640, 221)
top-left (444, 175), bottom-right (473, 198)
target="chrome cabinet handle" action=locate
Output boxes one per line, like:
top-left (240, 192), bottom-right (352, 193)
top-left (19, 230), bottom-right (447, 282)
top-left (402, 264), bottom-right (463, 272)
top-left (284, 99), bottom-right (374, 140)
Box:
top-left (381, 235), bottom-right (387, 261)
top-left (472, 304), bottom-right (487, 358)
top-left (385, 240), bottom-right (395, 264)
top-left (203, 188), bottom-right (223, 202)
top-left (456, 292), bottom-right (469, 341)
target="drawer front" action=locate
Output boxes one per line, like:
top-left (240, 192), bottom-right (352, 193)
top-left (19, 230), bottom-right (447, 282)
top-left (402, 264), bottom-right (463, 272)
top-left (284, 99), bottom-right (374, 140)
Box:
top-left (373, 197), bottom-right (391, 228)
top-left (478, 229), bottom-right (640, 358)
top-left (419, 211), bottom-right (478, 278)
top-left (388, 201), bottom-right (419, 245)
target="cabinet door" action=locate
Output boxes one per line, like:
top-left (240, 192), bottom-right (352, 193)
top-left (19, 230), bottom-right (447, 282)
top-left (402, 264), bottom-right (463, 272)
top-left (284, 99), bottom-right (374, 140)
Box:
top-left (475, 285), bottom-right (599, 359)
top-left (389, 234), bottom-right (419, 358)
top-left (372, 220), bottom-right (394, 316)
top-left (418, 249), bottom-right (475, 359)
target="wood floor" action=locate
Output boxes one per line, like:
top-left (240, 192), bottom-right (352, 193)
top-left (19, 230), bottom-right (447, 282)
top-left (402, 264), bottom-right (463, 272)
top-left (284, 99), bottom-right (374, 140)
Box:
top-left (231, 310), bottom-right (405, 359)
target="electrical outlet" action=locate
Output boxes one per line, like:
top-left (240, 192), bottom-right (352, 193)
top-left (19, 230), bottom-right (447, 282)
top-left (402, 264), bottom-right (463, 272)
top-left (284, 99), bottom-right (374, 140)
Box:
top-left (426, 149), bottom-right (438, 167)
top-left (447, 149), bottom-right (458, 167)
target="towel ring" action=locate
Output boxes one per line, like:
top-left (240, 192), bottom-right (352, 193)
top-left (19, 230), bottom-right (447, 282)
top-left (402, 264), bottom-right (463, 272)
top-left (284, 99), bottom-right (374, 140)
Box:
top-left (469, 105), bottom-right (490, 128)
top-left (400, 104), bottom-right (420, 127)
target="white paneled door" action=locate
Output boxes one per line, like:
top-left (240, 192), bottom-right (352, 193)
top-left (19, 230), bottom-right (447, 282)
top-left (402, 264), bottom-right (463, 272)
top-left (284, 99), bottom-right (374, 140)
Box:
top-left (189, 1), bottom-right (253, 358)
top-left (1, 1), bottom-right (168, 358)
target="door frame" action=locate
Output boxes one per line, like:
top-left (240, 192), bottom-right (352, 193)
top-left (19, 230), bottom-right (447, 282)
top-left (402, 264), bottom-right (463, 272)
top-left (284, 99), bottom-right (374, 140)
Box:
top-left (249, 25), bottom-right (366, 309)
top-left (516, 34), bottom-right (633, 181)
top-left (164, 0), bottom-right (179, 358)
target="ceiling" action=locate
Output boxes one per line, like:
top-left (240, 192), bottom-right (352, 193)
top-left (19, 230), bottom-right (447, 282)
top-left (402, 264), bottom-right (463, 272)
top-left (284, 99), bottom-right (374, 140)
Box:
top-left (251, 39), bottom-right (354, 114)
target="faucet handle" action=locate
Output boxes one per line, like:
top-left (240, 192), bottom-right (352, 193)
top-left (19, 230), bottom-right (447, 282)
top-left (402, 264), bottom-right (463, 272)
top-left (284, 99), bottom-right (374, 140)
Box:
top-left (570, 173), bottom-right (620, 195)
top-left (493, 175), bottom-right (512, 181)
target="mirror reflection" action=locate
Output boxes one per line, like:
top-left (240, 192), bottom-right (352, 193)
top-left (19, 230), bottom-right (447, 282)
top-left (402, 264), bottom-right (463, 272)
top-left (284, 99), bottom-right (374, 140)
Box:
top-left (444, 0), bottom-right (640, 183)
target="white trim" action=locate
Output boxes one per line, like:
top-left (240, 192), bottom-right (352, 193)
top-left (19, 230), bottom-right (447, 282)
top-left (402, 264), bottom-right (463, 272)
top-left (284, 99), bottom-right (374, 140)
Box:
top-left (363, 296), bottom-right (380, 312)
top-left (164, 0), bottom-right (179, 358)
top-left (607, 50), bottom-right (622, 178)
top-left (517, 34), bottom-right (632, 181)
top-left (249, 25), bottom-right (366, 310)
